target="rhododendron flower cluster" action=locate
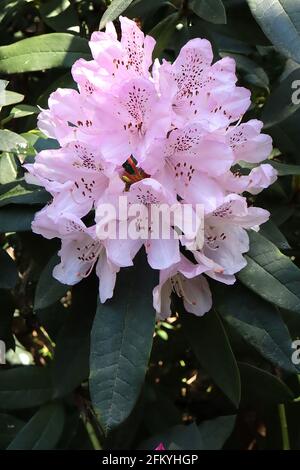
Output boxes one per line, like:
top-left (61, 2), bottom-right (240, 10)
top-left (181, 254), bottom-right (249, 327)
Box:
top-left (25, 16), bottom-right (277, 318)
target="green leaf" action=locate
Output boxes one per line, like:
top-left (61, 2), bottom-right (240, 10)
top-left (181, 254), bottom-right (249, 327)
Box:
top-left (36, 302), bottom-right (67, 341)
top-left (0, 206), bottom-right (36, 232)
top-left (247, 0), bottom-right (300, 63)
top-left (33, 135), bottom-right (60, 153)
top-left (0, 79), bottom-right (8, 95)
top-left (136, 387), bottom-right (181, 443)
top-left (0, 153), bottom-right (19, 184)
top-left (260, 219), bottom-right (291, 250)
top-left (0, 249), bottom-right (18, 289)
top-left (0, 181), bottom-right (50, 207)
top-left (190, 0), bottom-right (227, 25)
top-left (126, 0), bottom-right (167, 18)
top-left (52, 281), bottom-right (96, 397)
top-left (0, 130), bottom-right (27, 152)
top-left (89, 252), bottom-right (157, 435)
top-left (0, 413), bottom-right (24, 449)
top-left (0, 366), bottom-right (53, 409)
top-left (198, 415), bottom-right (236, 450)
top-left (141, 416), bottom-right (235, 450)
top-left (213, 283), bottom-right (298, 374)
top-left (0, 90), bottom-right (24, 107)
top-left (100, 0), bottom-right (135, 29)
top-left (180, 310), bottom-right (241, 407)
top-left (269, 161), bottom-right (300, 176)
top-left (239, 362), bottom-right (294, 404)
top-left (150, 13), bottom-right (180, 58)
top-left (0, 0), bottom-right (34, 25)
top-left (0, 33), bottom-right (90, 74)
top-left (262, 68), bottom-right (300, 128)
top-left (237, 231), bottom-right (300, 314)
top-left (223, 52), bottom-right (269, 90)
top-left (34, 254), bottom-right (69, 311)
top-left (141, 422), bottom-right (204, 450)
top-left (7, 402), bottom-right (65, 450)
top-left (40, 0), bottom-right (79, 33)
top-left (8, 104), bottom-right (38, 120)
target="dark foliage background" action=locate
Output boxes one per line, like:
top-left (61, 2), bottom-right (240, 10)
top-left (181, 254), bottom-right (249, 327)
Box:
top-left (1, 0), bottom-right (300, 450)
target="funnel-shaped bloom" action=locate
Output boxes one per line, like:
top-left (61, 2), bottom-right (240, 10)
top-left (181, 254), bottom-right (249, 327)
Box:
top-left (25, 17), bottom-right (276, 317)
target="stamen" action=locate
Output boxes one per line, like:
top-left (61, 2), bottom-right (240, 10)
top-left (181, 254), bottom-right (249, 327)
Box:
top-left (172, 274), bottom-right (196, 306)
top-left (78, 243), bottom-right (102, 278)
top-left (121, 155), bottom-right (149, 185)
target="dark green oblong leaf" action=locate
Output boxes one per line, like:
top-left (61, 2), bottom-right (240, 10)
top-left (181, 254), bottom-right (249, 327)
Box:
top-left (0, 206), bottom-right (36, 232)
top-left (140, 416), bottom-right (235, 450)
top-left (180, 310), bottom-right (241, 407)
top-left (0, 33), bottom-right (90, 74)
top-left (0, 413), bottom-right (24, 449)
top-left (0, 0), bottom-right (34, 25)
top-left (0, 249), bottom-right (18, 289)
top-left (40, 0), bottom-right (79, 32)
top-left (213, 283), bottom-right (298, 374)
top-left (260, 220), bottom-right (291, 251)
top-left (198, 415), bottom-right (236, 450)
top-left (100, 0), bottom-right (135, 29)
top-left (262, 68), bottom-right (300, 128)
top-left (52, 281), bottom-right (97, 398)
top-left (247, 0), bottom-right (300, 63)
top-left (239, 362), bottom-right (294, 405)
top-left (7, 402), bottom-right (65, 450)
top-left (190, 0), bottom-right (227, 25)
top-left (150, 12), bottom-right (180, 59)
top-left (0, 366), bottom-right (53, 410)
top-left (269, 161), bottom-right (300, 176)
top-left (89, 252), bottom-right (157, 435)
top-left (34, 254), bottom-right (69, 311)
top-left (0, 181), bottom-right (50, 207)
top-left (140, 422), bottom-right (204, 451)
top-left (224, 52), bottom-right (269, 90)
top-left (126, 0), bottom-right (167, 18)
top-left (238, 231), bottom-right (300, 314)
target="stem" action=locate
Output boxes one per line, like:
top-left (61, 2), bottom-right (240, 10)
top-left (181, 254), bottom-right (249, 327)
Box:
top-left (1, 115), bottom-right (13, 126)
top-left (278, 404), bottom-right (290, 450)
top-left (83, 417), bottom-right (102, 450)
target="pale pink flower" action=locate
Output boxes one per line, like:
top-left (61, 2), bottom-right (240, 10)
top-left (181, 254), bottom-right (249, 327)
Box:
top-left (88, 16), bottom-right (155, 84)
top-left (95, 77), bottom-right (172, 164)
top-left (54, 226), bottom-right (118, 304)
top-left (220, 163), bottom-right (277, 195)
top-left (25, 16), bottom-right (276, 316)
top-left (96, 177), bottom-right (181, 270)
top-left (196, 194), bottom-right (270, 278)
top-left (153, 256), bottom-right (212, 319)
top-left (37, 88), bottom-right (103, 146)
top-left (227, 119), bottom-right (272, 163)
top-left (34, 208), bottom-right (118, 303)
top-left (31, 191), bottom-right (92, 238)
top-left (25, 141), bottom-right (110, 215)
top-left (157, 39), bottom-right (250, 129)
